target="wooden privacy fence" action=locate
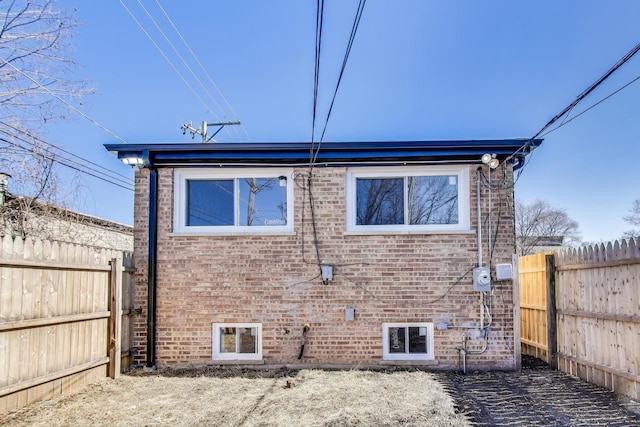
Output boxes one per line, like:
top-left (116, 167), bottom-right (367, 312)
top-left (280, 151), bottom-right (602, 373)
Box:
top-left (519, 238), bottom-right (640, 401)
top-left (0, 236), bottom-right (134, 415)
top-left (518, 252), bottom-right (556, 367)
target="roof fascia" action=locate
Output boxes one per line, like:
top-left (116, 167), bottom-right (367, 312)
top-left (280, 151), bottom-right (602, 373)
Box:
top-left (105, 139), bottom-right (542, 168)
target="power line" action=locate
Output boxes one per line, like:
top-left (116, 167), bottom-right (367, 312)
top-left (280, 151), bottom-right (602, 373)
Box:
top-left (311, 0), bottom-right (368, 166)
top-left (531, 42), bottom-right (640, 141)
top-left (309, 0), bottom-right (325, 166)
top-left (0, 56), bottom-right (130, 145)
top-left (540, 73), bottom-right (640, 138)
top-left (507, 42), bottom-right (640, 174)
top-left (154, 0), bottom-right (250, 142)
top-left (0, 132), bottom-right (134, 189)
top-left (0, 121), bottom-right (132, 183)
top-left (119, 0), bottom-right (227, 131)
top-left (133, 0), bottom-right (238, 142)
top-left (317, 0), bottom-right (367, 144)
top-left (0, 136), bottom-right (134, 191)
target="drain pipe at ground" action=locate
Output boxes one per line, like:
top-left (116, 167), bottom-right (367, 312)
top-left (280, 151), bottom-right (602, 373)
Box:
top-left (297, 323), bottom-right (310, 360)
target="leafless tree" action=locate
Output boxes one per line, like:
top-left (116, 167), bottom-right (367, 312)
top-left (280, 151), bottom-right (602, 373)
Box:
top-left (409, 176), bottom-right (458, 225)
top-left (0, 0), bottom-right (88, 134)
top-left (621, 199), bottom-right (640, 240)
top-left (356, 178), bottom-right (403, 225)
top-left (515, 199), bottom-right (582, 255)
top-left (0, 0), bottom-right (91, 237)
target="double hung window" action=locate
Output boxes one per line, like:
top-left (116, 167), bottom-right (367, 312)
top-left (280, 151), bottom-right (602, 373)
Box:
top-left (174, 169), bottom-right (293, 233)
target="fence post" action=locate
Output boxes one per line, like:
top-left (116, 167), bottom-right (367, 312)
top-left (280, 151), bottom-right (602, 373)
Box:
top-left (545, 254), bottom-right (558, 370)
top-left (108, 255), bottom-right (123, 379)
top-left (513, 253), bottom-right (522, 370)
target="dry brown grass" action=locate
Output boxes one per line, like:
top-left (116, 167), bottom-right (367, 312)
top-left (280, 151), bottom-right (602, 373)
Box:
top-left (1, 370), bottom-right (470, 426)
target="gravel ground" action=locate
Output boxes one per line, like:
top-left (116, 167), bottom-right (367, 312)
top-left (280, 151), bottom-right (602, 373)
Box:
top-left (438, 356), bottom-right (640, 426)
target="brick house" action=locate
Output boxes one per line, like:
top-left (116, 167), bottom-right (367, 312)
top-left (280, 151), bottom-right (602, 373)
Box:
top-left (105, 139), bottom-right (540, 370)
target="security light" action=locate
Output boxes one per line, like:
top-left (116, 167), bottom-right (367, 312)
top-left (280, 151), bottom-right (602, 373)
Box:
top-left (481, 153), bottom-right (499, 169)
top-left (120, 156), bottom-right (146, 167)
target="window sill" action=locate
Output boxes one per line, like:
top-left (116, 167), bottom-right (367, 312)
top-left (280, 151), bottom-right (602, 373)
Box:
top-left (209, 359), bottom-right (265, 365)
top-left (344, 229), bottom-right (475, 236)
top-left (380, 359), bottom-right (439, 366)
top-left (169, 231), bottom-right (296, 237)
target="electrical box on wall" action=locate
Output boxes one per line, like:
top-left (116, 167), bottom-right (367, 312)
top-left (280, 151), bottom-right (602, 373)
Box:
top-left (495, 263), bottom-right (513, 280)
top-left (473, 267), bottom-right (491, 291)
top-left (345, 306), bottom-right (355, 321)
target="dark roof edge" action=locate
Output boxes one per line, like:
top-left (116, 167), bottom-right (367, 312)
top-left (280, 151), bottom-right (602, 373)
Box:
top-left (105, 139), bottom-right (542, 167)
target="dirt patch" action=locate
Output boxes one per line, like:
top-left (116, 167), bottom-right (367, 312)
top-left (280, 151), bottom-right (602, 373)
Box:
top-left (1, 369), bottom-right (470, 427)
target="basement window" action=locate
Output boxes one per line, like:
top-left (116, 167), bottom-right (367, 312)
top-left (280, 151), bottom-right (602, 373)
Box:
top-left (174, 169), bottom-right (293, 233)
top-left (382, 323), bottom-right (434, 361)
top-left (346, 166), bottom-right (470, 233)
top-left (212, 323), bottom-right (262, 361)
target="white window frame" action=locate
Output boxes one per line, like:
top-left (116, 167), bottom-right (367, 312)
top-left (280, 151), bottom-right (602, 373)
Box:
top-left (174, 168), bottom-right (294, 234)
top-left (382, 322), bottom-right (434, 361)
top-left (346, 166), bottom-right (470, 233)
top-left (212, 323), bottom-right (262, 361)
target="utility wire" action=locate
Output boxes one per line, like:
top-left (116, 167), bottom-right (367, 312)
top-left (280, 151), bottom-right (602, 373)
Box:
top-left (0, 121), bottom-right (132, 183)
top-left (0, 137), bottom-right (134, 191)
top-left (0, 57), bottom-right (129, 145)
top-left (311, 0), bottom-right (368, 166)
top-left (531, 42), bottom-right (640, 141)
top-left (133, 0), bottom-right (237, 142)
top-left (154, 0), bottom-right (250, 142)
top-left (506, 42), bottom-right (640, 171)
top-left (313, 0), bottom-right (367, 163)
top-left (304, 1), bottom-right (368, 277)
top-left (1, 132), bottom-right (134, 189)
top-left (119, 0), bottom-right (225, 130)
top-left (540, 73), bottom-right (640, 138)
top-left (309, 0), bottom-right (325, 166)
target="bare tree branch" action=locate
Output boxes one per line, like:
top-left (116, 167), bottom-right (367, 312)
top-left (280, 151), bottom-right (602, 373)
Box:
top-left (0, 0), bottom-right (93, 238)
top-left (515, 199), bottom-right (582, 255)
top-left (621, 199), bottom-right (640, 240)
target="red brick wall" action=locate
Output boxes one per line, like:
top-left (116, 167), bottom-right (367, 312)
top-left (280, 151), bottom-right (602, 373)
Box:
top-left (132, 165), bottom-right (517, 369)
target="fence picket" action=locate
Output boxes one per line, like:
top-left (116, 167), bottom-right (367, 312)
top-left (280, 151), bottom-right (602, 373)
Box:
top-left (520, 237), bottom-right (640, 402)
top-left (0, 236), bottom-right (133, 415)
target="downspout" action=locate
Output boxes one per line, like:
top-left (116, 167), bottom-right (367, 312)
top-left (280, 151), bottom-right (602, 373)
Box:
top-left (476, 168), bottom-right (483, 267)
top-left (487, 169), bottom-right (492, 264)
top-left (476, 168), bottom-right (485, 332)
top-left (146, 168), bottom-right (158, 367)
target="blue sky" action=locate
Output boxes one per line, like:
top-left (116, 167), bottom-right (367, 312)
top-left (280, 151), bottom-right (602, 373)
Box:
top-left (42, 0), bottom-right (640, 243)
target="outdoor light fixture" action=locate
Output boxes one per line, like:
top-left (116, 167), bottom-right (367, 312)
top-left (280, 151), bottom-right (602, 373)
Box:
top-left (120, 155), bottom-right (147, 168)
top-left (481, 153), bottom-right (500, 169)
top-left (278, 175), bottom-right (287, 187)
